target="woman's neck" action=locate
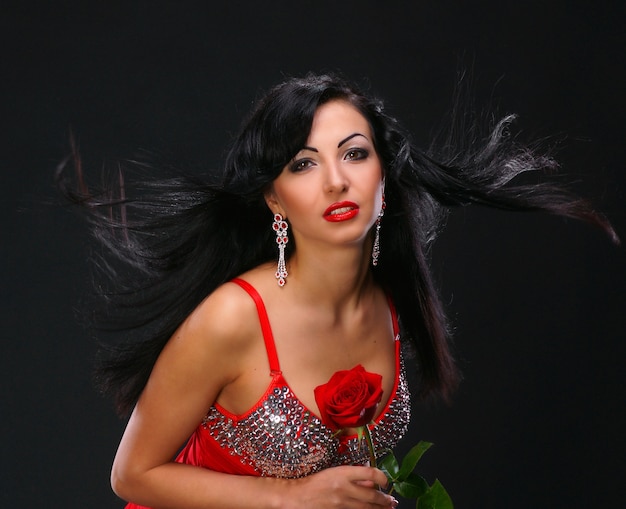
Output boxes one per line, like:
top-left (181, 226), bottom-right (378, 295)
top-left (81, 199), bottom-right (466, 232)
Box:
top-left (284, 243), bottom-right (376, 313)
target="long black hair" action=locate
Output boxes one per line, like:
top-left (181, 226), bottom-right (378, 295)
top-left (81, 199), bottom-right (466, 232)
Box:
top-left (58, 73), bottom-right (618, 415)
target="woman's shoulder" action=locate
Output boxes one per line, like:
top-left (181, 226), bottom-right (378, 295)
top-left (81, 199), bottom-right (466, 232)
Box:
top-left (183, 278), bottom-right (262, 349)
top-left (146, 273), bottom-right (276, 409)
top-left (183, 264), bottom-right (277, 346)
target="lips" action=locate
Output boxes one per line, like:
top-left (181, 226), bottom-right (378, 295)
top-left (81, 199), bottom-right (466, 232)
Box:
top-left (323, 201), bottom-right (359, 222)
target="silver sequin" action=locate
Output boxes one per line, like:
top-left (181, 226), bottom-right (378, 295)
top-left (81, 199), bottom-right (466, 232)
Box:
top-left (202, 353), bottom-right (411, 478)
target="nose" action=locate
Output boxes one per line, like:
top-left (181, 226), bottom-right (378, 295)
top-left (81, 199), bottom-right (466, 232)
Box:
top-left (322, 161), bottom-right (349, 194)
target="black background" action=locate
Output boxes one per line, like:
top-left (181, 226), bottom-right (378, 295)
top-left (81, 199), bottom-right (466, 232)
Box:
top-left (2, 1), bottom-right (624, 508)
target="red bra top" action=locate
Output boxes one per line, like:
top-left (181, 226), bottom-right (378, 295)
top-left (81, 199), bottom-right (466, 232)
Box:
top-left (126, 278), bottom-right (411, 508)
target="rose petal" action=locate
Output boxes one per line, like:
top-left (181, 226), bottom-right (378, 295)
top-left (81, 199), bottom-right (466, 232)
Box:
top-left (314, 364), bottom-right (384, 430)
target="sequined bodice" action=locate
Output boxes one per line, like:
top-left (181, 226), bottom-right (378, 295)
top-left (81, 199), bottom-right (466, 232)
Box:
top-left (201, 355), bottom-right (410, 478)
top-left (175, 278), bottom-right (411, 480)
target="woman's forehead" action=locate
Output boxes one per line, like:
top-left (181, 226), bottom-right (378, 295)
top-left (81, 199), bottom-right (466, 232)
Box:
top-left (306, 100), bottom-right (372, 145)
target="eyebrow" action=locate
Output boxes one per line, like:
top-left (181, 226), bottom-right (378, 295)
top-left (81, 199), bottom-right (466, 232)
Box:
top-left (301, 133), bottom-right (368, 153)
top-left (338, 133), bottom-right (367, 147)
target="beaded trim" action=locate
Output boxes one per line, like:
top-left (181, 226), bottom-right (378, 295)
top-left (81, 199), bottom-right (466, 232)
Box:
top-left (202, 352), bottom-right (411, 478)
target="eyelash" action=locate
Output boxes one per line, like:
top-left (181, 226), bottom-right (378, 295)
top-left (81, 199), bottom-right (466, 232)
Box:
top-left (344, 148), bottom-right (368, 161)
top-left (289, 148), bottom-right (369, 173)
top-left (289, 159), bottom-right (313, 173)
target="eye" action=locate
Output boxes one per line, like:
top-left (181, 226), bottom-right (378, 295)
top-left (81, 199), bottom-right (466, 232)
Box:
top-left (289, 158), bottom-right (314, 173)
top-left (344, 148), bottom-right (368, 161)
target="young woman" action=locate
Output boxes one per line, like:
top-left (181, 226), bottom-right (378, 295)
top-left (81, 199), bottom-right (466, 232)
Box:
top-left (59, 73), bottom-right (617, 509)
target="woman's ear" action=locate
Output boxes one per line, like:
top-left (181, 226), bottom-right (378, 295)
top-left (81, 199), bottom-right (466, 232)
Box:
top-left (264, 188), bottom-right (285, 218)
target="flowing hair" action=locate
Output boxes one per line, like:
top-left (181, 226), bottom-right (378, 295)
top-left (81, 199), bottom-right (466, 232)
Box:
top-left (57, 73), bottom-right (618, 415)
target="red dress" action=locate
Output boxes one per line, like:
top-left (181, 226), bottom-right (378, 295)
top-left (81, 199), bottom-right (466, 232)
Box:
top-left (125, 278), bottom-right (411, 508)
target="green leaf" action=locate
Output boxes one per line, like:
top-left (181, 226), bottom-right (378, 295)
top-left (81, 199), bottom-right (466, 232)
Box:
top-left (397, 441), bottom-right (433, 480)
top-left (379, 452), bottom-right (400, 480)
top-left (416, 479), bottom-right (454, 509)
top-left (393, 472), bottom-right (429, 499)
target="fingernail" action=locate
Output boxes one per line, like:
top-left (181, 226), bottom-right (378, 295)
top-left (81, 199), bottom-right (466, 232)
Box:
top-left (390, 496), bottom-right (399, 508)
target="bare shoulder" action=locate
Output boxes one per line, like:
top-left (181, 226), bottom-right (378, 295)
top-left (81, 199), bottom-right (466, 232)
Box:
top-left (180, 280), bottom-right (261, 356)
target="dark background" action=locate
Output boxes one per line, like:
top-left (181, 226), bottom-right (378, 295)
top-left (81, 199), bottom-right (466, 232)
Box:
top-left (2, 1), bottom-right (624, 508)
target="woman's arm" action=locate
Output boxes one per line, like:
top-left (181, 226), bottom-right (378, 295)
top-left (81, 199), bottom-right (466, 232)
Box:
top-left (110, 282), bottom-right (396, 509)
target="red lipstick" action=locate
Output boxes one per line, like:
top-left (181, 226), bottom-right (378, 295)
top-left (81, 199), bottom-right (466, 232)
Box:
top-left (323, 201), bottom-right (359, 222)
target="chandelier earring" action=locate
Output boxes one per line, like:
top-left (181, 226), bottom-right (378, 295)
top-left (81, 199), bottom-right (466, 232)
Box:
top-left (272, 213), bottom-right (289, 286)
top-left (372, 194), bottom-right (385, 267)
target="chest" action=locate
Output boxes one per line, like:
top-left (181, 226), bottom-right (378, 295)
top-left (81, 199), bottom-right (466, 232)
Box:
top-left (269, 303), bottom-right (398, 410)
top-left (221, 307), bottom-right (398, 418)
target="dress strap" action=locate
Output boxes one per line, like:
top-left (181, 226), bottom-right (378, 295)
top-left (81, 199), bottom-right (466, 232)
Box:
top-left (230, 278), bottom-right (281, 374)
top-left (386, 294), bottom-right (400, 339)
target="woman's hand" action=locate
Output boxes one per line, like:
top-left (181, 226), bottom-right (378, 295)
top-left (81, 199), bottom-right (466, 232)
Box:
top-left (285, 465), bottom-right (398, 509)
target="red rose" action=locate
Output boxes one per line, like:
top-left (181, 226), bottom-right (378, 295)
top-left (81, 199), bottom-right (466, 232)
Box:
top-left (314, 364), bottom-right (384, 432)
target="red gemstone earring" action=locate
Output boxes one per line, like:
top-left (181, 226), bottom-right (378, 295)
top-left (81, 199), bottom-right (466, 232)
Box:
top-left (272, 213), bottom-right (289, 286)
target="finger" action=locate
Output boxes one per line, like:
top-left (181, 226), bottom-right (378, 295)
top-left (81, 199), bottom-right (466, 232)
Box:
top-left (352, 485), bottom-right (398, 509)
top-left (362, 467), bottom-right (390, 490)
top-left (342, 465), bottom-right (389, 488)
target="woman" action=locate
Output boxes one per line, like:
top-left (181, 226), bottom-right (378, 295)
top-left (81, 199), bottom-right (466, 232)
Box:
top-left (59, 73), bottom-right (617, 508)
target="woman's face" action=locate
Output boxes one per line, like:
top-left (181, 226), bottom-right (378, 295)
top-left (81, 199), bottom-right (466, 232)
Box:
top-left (265, 99), bottom-right (384, 253)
